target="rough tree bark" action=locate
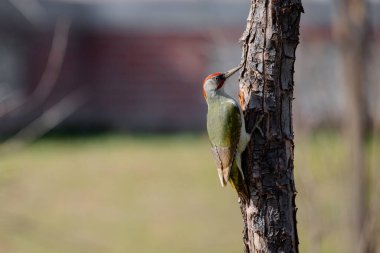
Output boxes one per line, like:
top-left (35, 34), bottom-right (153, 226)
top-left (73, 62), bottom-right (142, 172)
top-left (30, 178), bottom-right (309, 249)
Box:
top-left (238, 0), bottom-right (303, 252)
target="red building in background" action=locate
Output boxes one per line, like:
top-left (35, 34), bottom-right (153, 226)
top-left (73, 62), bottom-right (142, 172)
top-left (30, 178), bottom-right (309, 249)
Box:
top-left (1, 0), bottom-right (380, 135)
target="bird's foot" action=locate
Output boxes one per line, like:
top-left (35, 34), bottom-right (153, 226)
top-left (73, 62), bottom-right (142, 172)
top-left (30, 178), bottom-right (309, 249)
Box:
top-left (252, 114), bottom-right (264, 137)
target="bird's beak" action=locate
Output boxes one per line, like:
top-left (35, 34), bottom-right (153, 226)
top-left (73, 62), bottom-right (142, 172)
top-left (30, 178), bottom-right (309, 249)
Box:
top-left (223, 64), bottom-right (243, 79)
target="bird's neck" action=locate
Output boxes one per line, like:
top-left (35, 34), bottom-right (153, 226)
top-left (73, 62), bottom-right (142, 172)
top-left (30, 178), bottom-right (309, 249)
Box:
top-left (206, 89), bottom-right (234, 105)
top-left (205, 90), bottom-right (217, 100)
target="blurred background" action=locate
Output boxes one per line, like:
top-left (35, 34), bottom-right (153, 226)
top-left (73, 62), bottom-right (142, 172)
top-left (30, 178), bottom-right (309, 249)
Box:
top-left (0, 0), bottom-right (379, 252)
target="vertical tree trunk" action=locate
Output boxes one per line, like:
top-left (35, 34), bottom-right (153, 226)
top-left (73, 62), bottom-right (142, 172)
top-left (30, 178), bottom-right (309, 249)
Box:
top-left (335, 0), bottom-right (369, 252)
top-left (238, 1), bottom-right (303, 252)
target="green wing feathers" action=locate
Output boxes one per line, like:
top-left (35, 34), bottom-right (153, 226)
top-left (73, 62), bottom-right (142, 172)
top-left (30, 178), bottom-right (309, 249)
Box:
top-left (207, 98), bottom-right (242, 187)
top-left (207, 99), bottom-right (241, 147)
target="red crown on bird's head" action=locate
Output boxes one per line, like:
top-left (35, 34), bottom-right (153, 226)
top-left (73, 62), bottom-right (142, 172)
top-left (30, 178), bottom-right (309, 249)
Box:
top-left (202, 72), bottom-right (225, 99)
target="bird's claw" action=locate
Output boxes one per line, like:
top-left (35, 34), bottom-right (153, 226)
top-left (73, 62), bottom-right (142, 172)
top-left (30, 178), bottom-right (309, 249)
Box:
top-left (252, 114), bottom-right (265, 137)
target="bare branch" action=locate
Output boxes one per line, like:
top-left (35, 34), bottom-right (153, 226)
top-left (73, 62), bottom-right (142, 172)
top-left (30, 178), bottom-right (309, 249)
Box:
top-left (7, 0), bottom-right (48, 26)
top-left (34, 16), bottom-right (71, 102)
top-left (0, 88), bottom-right (88, 153)
top-left (0, 16), bottom-right (71, 118)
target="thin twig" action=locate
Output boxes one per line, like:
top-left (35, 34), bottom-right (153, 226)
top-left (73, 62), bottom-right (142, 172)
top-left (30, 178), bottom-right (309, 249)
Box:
top-left (0, 16), bottom-right (71, 118)
top-left (0, 88), bottom-right (88, 153)
top-left (33, 16), bottom-right (71, 102)
top-left (7, 0), bottom-right (47, 27)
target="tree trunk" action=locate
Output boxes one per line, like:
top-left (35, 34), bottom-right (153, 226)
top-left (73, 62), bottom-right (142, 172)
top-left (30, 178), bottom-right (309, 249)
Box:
top-left (238, 1), bottom-right (303, 252)
top-left (335, 0), bottom-right (369, 252)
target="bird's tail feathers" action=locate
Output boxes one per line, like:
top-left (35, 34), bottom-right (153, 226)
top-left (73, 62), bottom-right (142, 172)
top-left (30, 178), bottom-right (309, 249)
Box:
top-left (217, 167), bottom-right (231, 187)
top-left (229, 160), bottom-right (249, 202)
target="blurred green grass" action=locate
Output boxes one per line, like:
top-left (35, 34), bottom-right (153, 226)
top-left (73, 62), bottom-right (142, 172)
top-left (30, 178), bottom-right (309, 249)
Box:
top-left (0, 133), bottom-right (379, 253)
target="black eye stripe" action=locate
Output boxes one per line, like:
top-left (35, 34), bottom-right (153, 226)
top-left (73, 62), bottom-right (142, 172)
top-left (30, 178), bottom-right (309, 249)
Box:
top-left (213, 75), bottom-right (223, 81)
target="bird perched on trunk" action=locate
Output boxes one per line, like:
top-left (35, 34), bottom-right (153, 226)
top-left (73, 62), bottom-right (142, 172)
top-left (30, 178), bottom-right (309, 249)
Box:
top-left (202, 65), bottom-right (261, 200)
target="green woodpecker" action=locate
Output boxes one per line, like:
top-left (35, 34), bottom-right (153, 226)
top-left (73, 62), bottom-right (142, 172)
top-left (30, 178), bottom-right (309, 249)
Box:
top-left (202, 65), bottom-right (250, 199)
